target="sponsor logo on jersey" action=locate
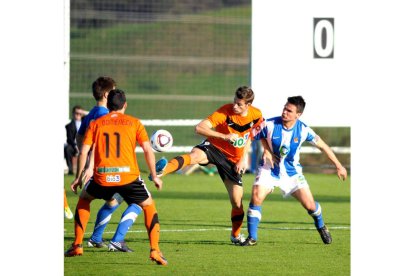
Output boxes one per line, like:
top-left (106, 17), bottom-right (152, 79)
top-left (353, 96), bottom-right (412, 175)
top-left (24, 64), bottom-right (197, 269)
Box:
top-left (106, 175), bottom-right (121, 182)
top-left (279, 145), bottom-right (289, 158)
top-left (232, 133), bottom-right (250, 148)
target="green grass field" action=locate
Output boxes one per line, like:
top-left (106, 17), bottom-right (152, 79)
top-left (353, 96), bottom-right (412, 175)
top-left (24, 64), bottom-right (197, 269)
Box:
top-left (64, 171), bottom-right (350, 275)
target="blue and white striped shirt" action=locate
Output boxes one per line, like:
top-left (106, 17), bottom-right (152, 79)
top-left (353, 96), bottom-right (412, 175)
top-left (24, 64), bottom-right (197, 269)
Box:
top-left (255, 116), bottom-right (318, 178)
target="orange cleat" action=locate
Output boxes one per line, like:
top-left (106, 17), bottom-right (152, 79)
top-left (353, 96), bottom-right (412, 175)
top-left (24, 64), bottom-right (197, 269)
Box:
top-left (149, 249), bottom-right (168, 266)
top-left (64, 244), bottom-right (83, 257)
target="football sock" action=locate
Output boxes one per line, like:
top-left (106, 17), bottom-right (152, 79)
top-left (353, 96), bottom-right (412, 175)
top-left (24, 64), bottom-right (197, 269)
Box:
top-left (231, 207), bottom-right (244, 238)
top-left (143, 201), bottom-right (161, 251)
top-left (247, 203), bottom-right (262, 240)
top-left (74, 198), bottom-right (91, 245)
top-left (111, 204), bottom-right (142, 242)
top-left (89, 202), bottom-right (119, 243)
top-left (163, 155), bottom-right (191, 175)
top-left (308, 201), bottom-right (325, 229)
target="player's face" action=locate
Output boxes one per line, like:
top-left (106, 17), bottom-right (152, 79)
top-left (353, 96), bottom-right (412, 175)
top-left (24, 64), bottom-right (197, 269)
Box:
top-left (281, 103), bottom-right (300, 122)
top-left (232, 97), bottom-right (250, 115)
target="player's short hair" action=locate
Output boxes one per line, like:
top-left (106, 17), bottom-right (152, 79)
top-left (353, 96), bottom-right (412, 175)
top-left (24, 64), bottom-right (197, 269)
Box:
top-left (287, 96), bottom-right (306, 114)
top-left (235, 86), bottom-right (254, 104)
top-left (92, 76), bottom-right (116, 101)
top-left (107, 89), bottom-right (126, 111)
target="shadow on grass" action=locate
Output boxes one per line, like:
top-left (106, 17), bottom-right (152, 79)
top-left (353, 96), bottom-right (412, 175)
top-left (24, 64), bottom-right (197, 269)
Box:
top-left (156, 191), bottom-right (350, 203)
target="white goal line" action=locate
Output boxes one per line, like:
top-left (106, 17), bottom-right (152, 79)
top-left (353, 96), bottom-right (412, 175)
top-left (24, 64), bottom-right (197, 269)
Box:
top-left (84, 226), bottom-right (350, 235)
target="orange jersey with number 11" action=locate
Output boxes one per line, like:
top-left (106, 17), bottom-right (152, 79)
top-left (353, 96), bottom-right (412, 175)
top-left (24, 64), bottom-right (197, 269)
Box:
top-left (83, 112), bottom-right (149, 186)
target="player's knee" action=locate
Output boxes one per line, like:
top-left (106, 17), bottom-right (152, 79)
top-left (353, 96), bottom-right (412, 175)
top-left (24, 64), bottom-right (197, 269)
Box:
top-left (106, 198), bottom-right (119, 207)
top-left (251, 187), bottom-right (266, 205)
top-left (190, 148), bottom-right (207, 164)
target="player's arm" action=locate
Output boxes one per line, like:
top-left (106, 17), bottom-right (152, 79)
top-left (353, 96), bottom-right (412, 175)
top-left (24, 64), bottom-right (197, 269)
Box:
top-left (260, 138), bottom-right (277, 168)
top-left (71, 143), bottom-right (92, 194)
top-left (141, 140), bottom-right (163, 190)
top-left (74, 133), bottom-right (84, 177)
top-left (82, 145), bottom-right (95, 184)
top-left (195, 119), bottom-right (238, 143)
top-left (314, 136), bottom-right (347, 181)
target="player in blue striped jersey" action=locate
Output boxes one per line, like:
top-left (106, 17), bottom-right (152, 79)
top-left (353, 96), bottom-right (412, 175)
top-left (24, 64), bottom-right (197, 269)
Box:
top-left (242, 96), bottom-right (347, 246)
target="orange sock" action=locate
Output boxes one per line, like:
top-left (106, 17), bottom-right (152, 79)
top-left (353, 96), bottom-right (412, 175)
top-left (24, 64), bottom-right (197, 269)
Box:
top-left (74, 198), bottom-right (91, 245)
top-left (163, 155), bottom-right (191, 175)
top-left (143, 201), bottom-right (161, 251)
top-left (64, 189), bottom-right (69, 209)
top-left (231, 207), bottom-right (244, 238)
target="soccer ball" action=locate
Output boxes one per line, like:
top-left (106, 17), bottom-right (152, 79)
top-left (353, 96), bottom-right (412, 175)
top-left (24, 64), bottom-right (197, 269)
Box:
top-left (150, 129), bottom-right (173, 152)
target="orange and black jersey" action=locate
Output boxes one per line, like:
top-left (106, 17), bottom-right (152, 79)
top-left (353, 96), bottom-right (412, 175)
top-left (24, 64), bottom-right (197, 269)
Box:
top-left (83, 112), bottom-right (149, 186)
top-left (207, 104), bottom-right (263, 164)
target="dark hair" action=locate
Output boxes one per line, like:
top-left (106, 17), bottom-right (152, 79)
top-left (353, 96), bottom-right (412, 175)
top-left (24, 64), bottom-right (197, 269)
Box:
top-left (287, 96), bottom-right (306, 114)
top-left (92, 76), bottom-right (116, 101)
top-left (107, 89), bottom-right (126, 111)
top-left (235, 86), bottom-right (254, 104)
top-left (72, 105), bottom-right (83, 114)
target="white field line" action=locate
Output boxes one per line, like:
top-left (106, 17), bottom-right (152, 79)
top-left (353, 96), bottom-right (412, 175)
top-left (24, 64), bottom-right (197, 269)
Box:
top-left (84, 226), bottom-right (350, 235)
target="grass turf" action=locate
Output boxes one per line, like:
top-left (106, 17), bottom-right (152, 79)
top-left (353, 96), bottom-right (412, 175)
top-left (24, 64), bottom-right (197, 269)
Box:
top-left (64, 171), bottom-right (350, 275)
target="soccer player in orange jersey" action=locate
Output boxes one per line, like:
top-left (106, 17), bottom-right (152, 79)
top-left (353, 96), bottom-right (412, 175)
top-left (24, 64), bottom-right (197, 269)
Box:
top-left (65, 89), bottom-right (168, 265)
top-left (152, 86), bottom-right (264, 244)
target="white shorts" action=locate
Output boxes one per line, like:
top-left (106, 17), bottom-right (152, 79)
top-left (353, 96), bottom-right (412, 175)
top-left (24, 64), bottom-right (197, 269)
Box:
top-left (254, 163), bottom-right (309, 198)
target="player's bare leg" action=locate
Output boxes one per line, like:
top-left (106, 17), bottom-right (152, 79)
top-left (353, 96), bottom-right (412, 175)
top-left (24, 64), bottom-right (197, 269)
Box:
top-left (292, 187), bottom-right (332, 244)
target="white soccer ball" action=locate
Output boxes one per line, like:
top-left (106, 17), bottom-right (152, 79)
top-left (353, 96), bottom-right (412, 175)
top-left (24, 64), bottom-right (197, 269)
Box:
top-left (150, 129), bottom-right (173, 152)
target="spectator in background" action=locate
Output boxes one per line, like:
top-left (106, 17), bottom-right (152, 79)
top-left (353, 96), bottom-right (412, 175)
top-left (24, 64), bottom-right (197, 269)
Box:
top-left (64, 105), bottom-right (86, 219)
top-left (64, 105), bottom-right (86, 175)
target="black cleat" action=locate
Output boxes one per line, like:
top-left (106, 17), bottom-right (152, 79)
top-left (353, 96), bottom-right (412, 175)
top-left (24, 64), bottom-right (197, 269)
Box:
top-left (317, 225), bottom-right (332, 244)
top-left (108, 241), bottom-right (134, 252)
top-left (87, 239), bottom-right (107, 248)
top-left (241, 237), bottom-right (257, 246)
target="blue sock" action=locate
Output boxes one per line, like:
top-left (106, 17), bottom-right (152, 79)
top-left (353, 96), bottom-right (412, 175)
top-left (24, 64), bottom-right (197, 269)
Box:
top-left (112, 204), bottom-right (142, 242)
top-left (308, 201), bottom-right (325, 229)
top-left (90, 202), bottom-right (119, 242)
top-left (247, 203), bottom-right (262, 241)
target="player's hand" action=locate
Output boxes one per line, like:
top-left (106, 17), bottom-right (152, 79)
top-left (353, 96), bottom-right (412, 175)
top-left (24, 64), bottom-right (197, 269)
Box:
top-left (234, 159), bottom-right (247, 174)
top-left (262, 150), bottom-right (277, 169)
top-left (153, 176), bottom-right (163, 190)
top-left (337, 166), bottom-right (347, 181)
top-left (81, 167), bottom-right (93, 185)
top-left (224, 133), bottom-right (238, 144)
top-left (70, 177), bottom-right (83, 194)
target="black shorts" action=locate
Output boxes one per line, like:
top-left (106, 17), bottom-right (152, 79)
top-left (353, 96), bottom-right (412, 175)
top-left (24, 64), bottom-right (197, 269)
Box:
top-left (85, 177), bottom-right (150, 205)
top-left (195, 140), bottom-right (243, 186)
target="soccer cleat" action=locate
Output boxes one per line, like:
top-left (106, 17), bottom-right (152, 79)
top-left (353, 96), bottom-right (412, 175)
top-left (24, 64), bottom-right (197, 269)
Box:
top-left (149, 249), bottom-right (168, 266)
top-left (108, 241), bottom-right (134, 252)
top-left (317, 225), bottom-right (332, 244)
top-left (241, 237), bottom-right (257, 246)
top-left (148, 158), bottom-right (168, 181)
top-left (64, 244), bottom-right (83, 257)
top-left (87, 239), bottom-right (107, 248)
top-left (230, 233), bottom-right (246, 245)
top-left (64, 206), bottom-right (73, 219)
